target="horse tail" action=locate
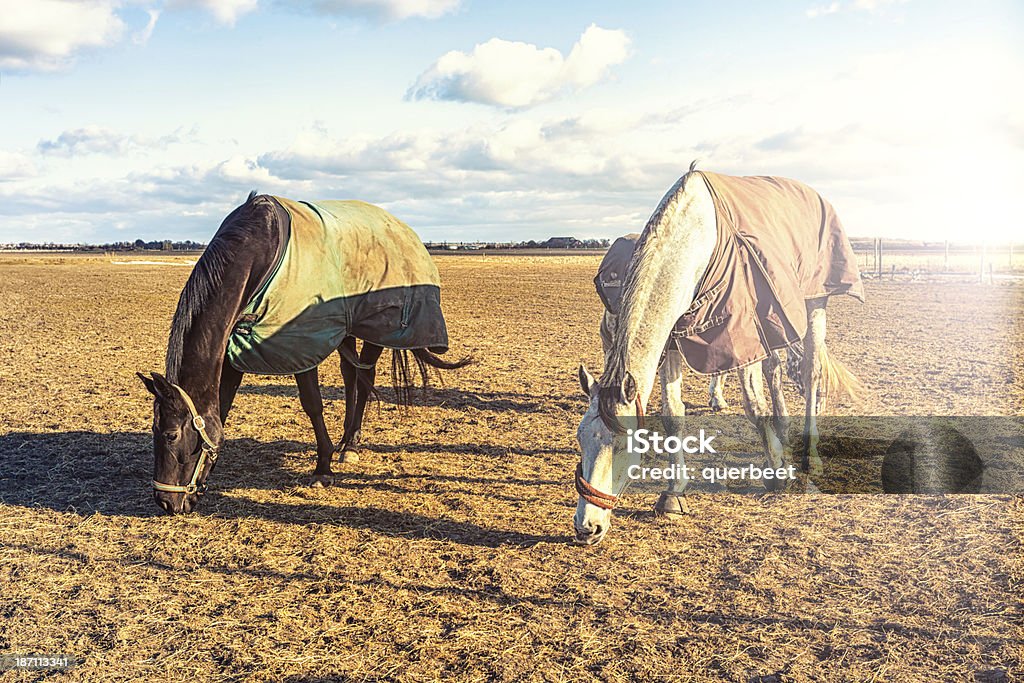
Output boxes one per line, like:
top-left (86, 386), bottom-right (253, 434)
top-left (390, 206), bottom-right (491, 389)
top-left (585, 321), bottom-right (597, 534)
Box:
top-left (411, 348), bottom-right (473, 371)
top-left (818, 345), bottom-right (865, 407)
top-left (389, 349), bottom-right (471, 407)
top-left (338, 341), bottom-right (374, 370)
top-left (390, 349), bottom-right (424, 408)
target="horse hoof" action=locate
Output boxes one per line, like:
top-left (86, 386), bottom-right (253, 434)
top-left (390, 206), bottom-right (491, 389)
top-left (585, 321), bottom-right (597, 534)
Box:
top-left (311, 474), bottom-right (334, 488)
top-left (709, 399), bottom-right (729, 412)
top-left (339, 450), bottom-right (360, 465)
top-left (654, 492), bottom-right (690, 520)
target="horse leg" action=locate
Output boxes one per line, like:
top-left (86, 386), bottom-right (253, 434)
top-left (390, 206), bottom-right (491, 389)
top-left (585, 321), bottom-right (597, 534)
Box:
top-left (218, 359), bottom-right (244, 425)
top-left (738, 362), bottom-right (788, 492)
top-left (339, 341), bottom-right (384, 464)
top-left (708, 374), bottom-right (729, 411)
top-left (337, 336), bottom-right (359, 447)
top-left (294, 366), bottom-right (335, 486)
top-left (801, 299), bottom-right (828, 478)
top-left (763, 349), bottom-right (789, 443)
top-left (655, 348), bottom-right (690, 519)
top-left (785, 340), bottom-right (825, 414)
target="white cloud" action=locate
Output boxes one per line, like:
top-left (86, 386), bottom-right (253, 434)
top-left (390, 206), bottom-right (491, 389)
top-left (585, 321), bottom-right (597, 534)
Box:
top-left (258, 113), bottom-right (673, 188)
top-left (407, 24), bottom-right (631, 108)
top-left (0, 151), bottom-right (37, 181)
top-left (0, 0), bottom-right (460, 72)
top-left (806, 2), bottom-right (840, 18)
top-left (807, 0), bottom-right (908, 18)
top-left (263, 41), bottom-right (1024, 242)
top-left (167, 0), bottom-right (259, 25)
top-left (3, 30), bottom-right (1020, 245)
top-left (133, 9), bottom-right (161, 45)
top-left (0, 0), bottom-right (125, 70)
top-left (172, 0), bottom-right (463, 24)
top-left (297, 0), bottom-right (461, 20)
top-left (852, 0), bottom-right (908, 11)
top-left (37, 127), bottom-right (130, 156)
top-left (213, 155), bottom-right (280, 186)
top-left (36, 126), bottom-right (196, 156)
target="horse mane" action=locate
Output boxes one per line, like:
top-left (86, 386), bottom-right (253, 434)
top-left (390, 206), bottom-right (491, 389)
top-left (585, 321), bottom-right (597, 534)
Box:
top-left (596, 161), bottom-right (700, 431)
top-left (165, 190), bottom-right (265, 381)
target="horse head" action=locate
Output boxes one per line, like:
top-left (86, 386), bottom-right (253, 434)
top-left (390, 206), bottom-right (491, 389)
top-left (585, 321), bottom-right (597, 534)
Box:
top-left (572, 363), bottom-right (642, 545)
top-left (137, 371), bottom-right (223, 514)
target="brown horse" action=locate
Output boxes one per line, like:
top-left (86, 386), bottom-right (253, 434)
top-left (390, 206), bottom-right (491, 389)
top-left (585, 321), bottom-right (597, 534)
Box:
top-left (138, 193), bottom-right (469, 514)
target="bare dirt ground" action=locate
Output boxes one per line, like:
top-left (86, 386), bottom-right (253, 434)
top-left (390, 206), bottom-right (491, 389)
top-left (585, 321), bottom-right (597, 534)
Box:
top-left (0, 254), bottom-right (1021, 682)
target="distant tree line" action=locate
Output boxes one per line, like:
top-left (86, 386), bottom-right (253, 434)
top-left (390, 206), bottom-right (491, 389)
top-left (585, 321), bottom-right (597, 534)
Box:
top-left (0, 240), bottom-right (207, 252)
top-left (524, 237), bottom-right (611, 249)
top-left (426, 237), bottom-right (612, 250)
top-left (8, 235), bottom-right (617, 252)
top-left (129, 239), bottom-right (206, 251)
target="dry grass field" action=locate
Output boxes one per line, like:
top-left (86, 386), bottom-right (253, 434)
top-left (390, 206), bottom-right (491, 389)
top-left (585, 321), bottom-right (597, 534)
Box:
top-left (1, 254), bottom-right (1021, 682)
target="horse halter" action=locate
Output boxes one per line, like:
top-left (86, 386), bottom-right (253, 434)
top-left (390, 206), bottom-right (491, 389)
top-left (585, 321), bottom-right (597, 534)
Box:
top-left (152, 383), bottom-right (219, 496)
top-left (574, 394), bottom-right (645, 510)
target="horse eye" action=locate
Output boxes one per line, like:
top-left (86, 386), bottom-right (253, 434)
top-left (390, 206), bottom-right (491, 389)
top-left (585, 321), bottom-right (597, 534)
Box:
top-left (163, 431), bottom-right (180, 444)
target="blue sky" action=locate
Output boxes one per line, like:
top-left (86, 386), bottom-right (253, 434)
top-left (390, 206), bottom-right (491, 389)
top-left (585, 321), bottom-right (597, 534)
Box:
top-left (1, 0), bottom-right (1021, 243)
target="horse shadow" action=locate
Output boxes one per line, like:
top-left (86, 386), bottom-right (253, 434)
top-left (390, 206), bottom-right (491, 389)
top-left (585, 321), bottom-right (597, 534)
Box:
top-left (0, 430), bottom-right (566, 547)
top-left (237, 384), bottom-right (581, 413)
top-left (0, 430), bottom-right (303, 517)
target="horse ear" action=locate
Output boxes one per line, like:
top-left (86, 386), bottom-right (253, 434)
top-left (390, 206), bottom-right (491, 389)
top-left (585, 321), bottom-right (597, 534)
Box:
top-left (150, 372), bottom-right (175, 398)
top-left (138, 371), bottom-right (174, 401)
top-left (620, 372), bottom-right (638, 403)
top-left (137, 372), bottom-right (158, 397)
top-left (578, 364), bottom-right (597, 397)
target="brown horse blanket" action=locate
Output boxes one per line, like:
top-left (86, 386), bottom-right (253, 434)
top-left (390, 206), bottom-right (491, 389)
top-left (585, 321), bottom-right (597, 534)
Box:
top-left (671, 171), bottom-right (864, 374)
top-left (226, 198), bottom-right (449, 375)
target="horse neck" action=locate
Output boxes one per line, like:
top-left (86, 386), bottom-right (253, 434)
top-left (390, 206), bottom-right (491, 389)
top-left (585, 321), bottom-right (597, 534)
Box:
top-left (173, 211), bottom-right (278, 414)
top-left (174, 267), bottom-right (250, 412)
top-left (607, 176), bottom-right (717, 404)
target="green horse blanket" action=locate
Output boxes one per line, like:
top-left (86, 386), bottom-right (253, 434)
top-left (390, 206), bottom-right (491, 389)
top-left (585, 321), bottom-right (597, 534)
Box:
top-left (226, 197), bottom-right (449, 375)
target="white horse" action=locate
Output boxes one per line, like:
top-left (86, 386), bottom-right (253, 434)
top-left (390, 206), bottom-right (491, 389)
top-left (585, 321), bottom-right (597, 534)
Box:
top-left (596, 235), bottom-right (811, 414)
top-left (600, 307), bottom-right (790, 413)
top-left (601, 296), bottom-right (810, 414)
top-left (588, 310), bottom-right (795, 520)
top-left (574, 166), bottom-right (863, 545)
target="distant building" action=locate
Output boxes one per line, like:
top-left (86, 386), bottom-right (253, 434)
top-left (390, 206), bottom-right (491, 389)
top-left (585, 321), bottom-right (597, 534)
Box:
top-left (541, 237), bottom-right (583, 249)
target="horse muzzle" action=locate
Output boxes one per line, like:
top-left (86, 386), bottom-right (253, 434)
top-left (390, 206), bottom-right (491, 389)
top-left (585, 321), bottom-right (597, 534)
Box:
top-left (154, 489), bottom-right (199, 515)
top-left (573, 521), bottom-right (608, 545)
